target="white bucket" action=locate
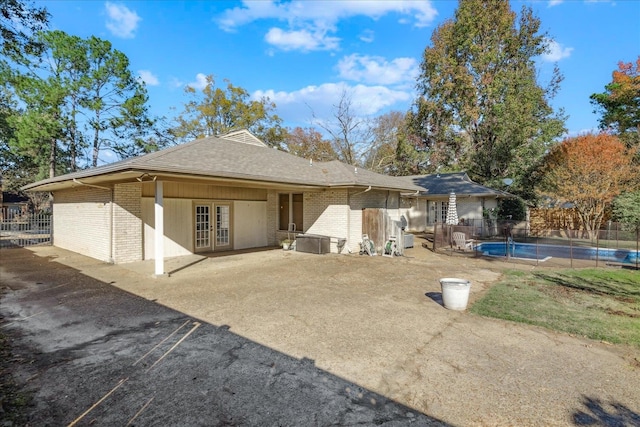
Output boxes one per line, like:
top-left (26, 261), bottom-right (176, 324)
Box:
top-left (439, 278), bottom-right (471, 310)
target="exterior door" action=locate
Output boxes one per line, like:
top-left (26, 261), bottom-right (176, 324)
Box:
top-left (194, 203), bottom-right (232, 252)
top-left (214, 204), bottom-right (231, 251)
top-left (195, 204), bottom-right (211, 252)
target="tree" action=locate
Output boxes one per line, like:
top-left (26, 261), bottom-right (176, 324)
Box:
top-left (390, 132), bottom-right (429, 176)
top-left (81, 35), bottom-right (155, 166)
top-left (536, 133), bottom-right (638, 236)
top-left (364, 111), bottom-right (405, 174)
top-left (590, 57), bottom-right (640, 151)
top-left (314, 89), bottom-right (372, 166)
top-left (283, 127), bottom-right (337, 161)
top-left (172, 74), bottom-right (285, 147)
top-left (0, 0), bottom-right (49, 188)
top-left (611, 190), bottom-right (640, 231)
top-left (0, 0), bottom-right (48, 60)
top-left (409, 0), bottom-right (566, 197)
top-left (4, 30), bottom-right (160, 179)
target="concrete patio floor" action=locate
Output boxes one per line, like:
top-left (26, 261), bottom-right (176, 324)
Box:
top-left (3, 242), bottom-right (639, 426)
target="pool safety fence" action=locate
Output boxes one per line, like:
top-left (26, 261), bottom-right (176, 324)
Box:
top-left (433, 221), bottom-right (639, 269)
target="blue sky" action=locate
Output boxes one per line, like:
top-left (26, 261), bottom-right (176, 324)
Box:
top-left (40, 0), bottom-right (639, 143)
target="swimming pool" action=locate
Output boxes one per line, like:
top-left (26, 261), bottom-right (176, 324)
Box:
top-left (476, 241), bottom-right (639, 264)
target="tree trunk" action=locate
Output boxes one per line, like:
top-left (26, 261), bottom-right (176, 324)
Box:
top-left (49, 136), bottom-right (56, 178)
top-left (92, 109), bottom-right (100, 167)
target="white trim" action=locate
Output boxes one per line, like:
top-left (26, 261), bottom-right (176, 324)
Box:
top-left (154, 180), bottom-right (164, 276)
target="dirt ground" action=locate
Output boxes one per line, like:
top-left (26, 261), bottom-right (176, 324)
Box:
top-left (1, 240), bottom-right (639, 426)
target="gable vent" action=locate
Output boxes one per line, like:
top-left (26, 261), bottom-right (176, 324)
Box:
top-left (220, 129), bottom-right (267, 147)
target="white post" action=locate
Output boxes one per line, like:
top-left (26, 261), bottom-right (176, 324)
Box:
top-left (154, 180), bottom-right (164, 276)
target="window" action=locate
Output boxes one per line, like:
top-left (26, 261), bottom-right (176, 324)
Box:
top-left (440, 201), bottom-right (448, 223)
top-left (279, 193), bottom-right (303, 231)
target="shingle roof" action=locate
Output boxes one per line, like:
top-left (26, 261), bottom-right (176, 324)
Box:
top-left (398, 172), bottom-right (510, 197)
top-left (23, 131), bottom-right (423, 192)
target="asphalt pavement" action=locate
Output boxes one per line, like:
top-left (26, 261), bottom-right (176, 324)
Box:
top-left (1, 247), bottom-right (446, 426)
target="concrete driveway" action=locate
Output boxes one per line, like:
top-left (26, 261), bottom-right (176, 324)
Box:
top-left (1, 244), bottom-right (639, 426)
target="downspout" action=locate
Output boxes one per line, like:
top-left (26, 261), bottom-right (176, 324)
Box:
top-left (72, 179), bottom-right (114, 263)
top-left (109, 187), bottom-right (114, 263)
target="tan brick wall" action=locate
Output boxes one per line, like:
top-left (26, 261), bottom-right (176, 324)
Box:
top-left (53, 187), bottom-right (112, 262)
top-left (266, 190), bottom-right (278, 246)
top-left (112, 183), bottom-right (142, 263)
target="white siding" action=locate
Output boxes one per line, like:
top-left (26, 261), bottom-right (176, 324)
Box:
top-left (142, 198), bottom-right (193, 259)
top-left (233, 201), bottom-right (268, 249)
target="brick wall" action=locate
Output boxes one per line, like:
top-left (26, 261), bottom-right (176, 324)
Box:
top-left (304, 189), bottom-right (349, 252)
top-left (53, 187), bottom-right (112, 262)
top-left (266, 190), bottom-right (278, 246)
top-left (112, 183), bottom-right (142, 263)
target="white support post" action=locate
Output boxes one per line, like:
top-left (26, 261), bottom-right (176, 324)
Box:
top-left (154, 180), bottom-right (165, 276)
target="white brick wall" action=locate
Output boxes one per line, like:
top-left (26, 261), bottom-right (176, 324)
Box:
top-left (304, 189), bottom-right (349, 252)
top-left (266, 190), bottom-right (278, 246)
top-left (53, 187), bottom-right (112, 262)
top-left (112, 183), bottom-right (142, 263)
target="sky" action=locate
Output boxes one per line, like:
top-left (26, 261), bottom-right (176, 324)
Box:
top-left (38, 0), bottom-right (640, 152)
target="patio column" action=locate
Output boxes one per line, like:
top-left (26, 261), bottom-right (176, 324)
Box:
top-left (154, 180), bottom-right (164, 276)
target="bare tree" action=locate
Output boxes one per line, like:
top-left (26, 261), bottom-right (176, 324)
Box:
top-left (313, 89), bottom-right (372, 166)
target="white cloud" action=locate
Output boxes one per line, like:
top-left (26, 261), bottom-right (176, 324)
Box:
top-left (138, 70), bottom-right (159, 86)
top-left (217, 0), bottom-right (437, 51)
top-left (359, 29), bottom-right (375, 43)
top-left (253, 82), bottom-right (411, 124)
top-left (265, 27), bottom-right (340, 52)
top-left (548, 0), bottom-right (563, 6)
top-left (337, 54), bottom-right (418, 85)
top-left (187, 73), bottom-right (209, 90)
top-left (105, 2), bottom-right (141, 39)
top-left (542, 39), bottom-right (574, 62)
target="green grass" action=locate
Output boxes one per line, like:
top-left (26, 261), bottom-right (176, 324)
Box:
top-left (470, 268), bottom-right (640, 347)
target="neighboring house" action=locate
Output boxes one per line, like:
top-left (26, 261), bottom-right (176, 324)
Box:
top-left (23, 130), bottom-right (424, 274)
top-left (1, 191), bottom-right (29, 220)
top-left (397, 172), bottom-right (511, 232)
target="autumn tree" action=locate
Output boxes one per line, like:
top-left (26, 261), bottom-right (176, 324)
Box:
top-left (536, 133), bottom-right (638, 236)
top-left (172, 74), bottom-right (285, 147)
top-left (409, 0), bottom-right (566, 196)
top-left (590, 57), bottom-right (640, 152)
top-left (283, 127), bottom-right (337, 161)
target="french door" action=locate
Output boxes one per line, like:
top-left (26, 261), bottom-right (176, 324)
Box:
top-left (195, 203), bottom-right (232, 252)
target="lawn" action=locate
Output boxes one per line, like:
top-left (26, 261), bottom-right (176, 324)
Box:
top-left (470, 268), bottom-right (640, 347)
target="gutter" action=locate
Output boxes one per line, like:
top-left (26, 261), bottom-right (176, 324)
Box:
top-left (72, 178), bottom-right (111, 190)
top-left (350, 186), bottom-right (372, 197)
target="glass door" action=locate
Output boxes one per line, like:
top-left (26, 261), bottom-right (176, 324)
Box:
top-left (214, 204), bottom-right (231, 250)
top-left (195, 204), bottom-right (210, 252)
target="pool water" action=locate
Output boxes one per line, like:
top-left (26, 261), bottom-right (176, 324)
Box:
top-left (477, 241), bottom-right (638, 264)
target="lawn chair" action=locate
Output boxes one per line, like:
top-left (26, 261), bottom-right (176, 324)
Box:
top-left (453, 232), bottom-right (474, 251)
